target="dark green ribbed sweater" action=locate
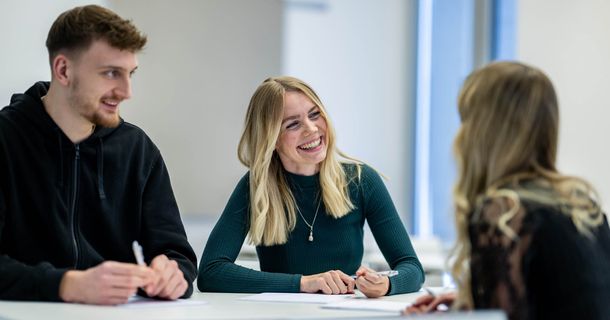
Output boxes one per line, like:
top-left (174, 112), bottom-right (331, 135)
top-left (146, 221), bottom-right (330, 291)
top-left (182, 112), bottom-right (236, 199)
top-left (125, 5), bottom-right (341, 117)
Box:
top-left (197, 164), bottom-right (424, 295)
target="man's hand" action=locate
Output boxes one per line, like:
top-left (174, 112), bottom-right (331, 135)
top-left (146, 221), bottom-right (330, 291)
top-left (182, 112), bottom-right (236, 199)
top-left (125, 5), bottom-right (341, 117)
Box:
top-left (59, 261), bottom-right (155, 305)
top-left (353, 266), bottom-right (390, 298)
top-left (144, 254), bottom-right (188, 300)
top-left (300, 270), bottom-right (355, 294)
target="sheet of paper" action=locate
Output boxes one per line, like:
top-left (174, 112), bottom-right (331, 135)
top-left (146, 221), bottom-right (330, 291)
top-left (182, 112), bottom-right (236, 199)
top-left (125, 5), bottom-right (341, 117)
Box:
top-left (321, 299), bottom-right (411, 313)
top-left (119, 296), bottom-right (208, 308)
top-left (240, 292), bottom-right (355, 304)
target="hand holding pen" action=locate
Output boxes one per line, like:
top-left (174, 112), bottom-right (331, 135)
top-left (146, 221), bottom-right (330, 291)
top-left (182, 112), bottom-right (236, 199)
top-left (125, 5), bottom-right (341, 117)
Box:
top-left (353, 266), bottom-right (397, 298)
top-left (405, 288), bottom-right (455, 314)
top-left (132, 240), bottom-right (188, 300)
top-left (57, 243), bottom-right (155, 305)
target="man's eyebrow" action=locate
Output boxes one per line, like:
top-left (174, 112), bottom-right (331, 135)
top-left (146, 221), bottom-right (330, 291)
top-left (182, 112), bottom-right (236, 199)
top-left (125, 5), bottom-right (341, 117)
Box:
top-left (98, 65), bottom-right (139, 73)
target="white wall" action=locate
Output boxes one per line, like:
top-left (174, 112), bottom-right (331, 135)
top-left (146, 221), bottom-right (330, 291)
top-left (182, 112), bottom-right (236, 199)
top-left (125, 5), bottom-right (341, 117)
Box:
top-left (0, 0), bottom-right (106, 106)
top-left (517, 0), bottom-right (610, 211)
top-left (283, 0), bottom-right (418, 225)
top-left (106, 0), bottom-right (284, 217)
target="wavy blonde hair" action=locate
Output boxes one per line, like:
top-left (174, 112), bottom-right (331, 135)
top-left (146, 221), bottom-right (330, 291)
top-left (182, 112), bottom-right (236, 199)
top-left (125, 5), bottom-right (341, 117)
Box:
top-left (450, 61), bottom-right (604, 309)
top-left (238, 76), bottom-right (361, 246)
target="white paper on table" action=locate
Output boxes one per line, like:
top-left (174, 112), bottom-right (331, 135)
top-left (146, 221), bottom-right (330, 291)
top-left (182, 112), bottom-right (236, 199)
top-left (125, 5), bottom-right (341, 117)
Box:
top-left (119, 296), bottom-right (208, 308)
top-left (321, 299), bottom-right (411, 313)
top-left (239, 292), bottom-right (355, 304)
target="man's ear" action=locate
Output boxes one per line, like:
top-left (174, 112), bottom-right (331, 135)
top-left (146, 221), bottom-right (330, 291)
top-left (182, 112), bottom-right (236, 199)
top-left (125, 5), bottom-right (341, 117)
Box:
top-left (52, 54), bottom-right (72, 86)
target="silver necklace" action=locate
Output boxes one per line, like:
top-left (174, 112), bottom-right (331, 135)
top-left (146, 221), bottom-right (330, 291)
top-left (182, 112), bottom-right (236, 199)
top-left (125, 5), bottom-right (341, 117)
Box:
top-left (296, 197), bottom-right (322, 242)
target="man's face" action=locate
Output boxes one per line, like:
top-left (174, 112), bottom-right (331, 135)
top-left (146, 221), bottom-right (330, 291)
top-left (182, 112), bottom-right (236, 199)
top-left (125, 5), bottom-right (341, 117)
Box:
top-left (66, 40), bottom-right (138, 128)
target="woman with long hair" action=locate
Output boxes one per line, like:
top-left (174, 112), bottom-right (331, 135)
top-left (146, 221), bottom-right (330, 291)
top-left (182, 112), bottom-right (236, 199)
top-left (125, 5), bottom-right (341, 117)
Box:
top-left (407, 62), bottom-right (610, 318)
top-left (198, 76), bottom-right (424, 297)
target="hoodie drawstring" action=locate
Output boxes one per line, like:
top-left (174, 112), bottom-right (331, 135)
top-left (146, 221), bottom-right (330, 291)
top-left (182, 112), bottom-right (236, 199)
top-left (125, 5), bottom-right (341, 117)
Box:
top-left (97, 138), bottom-right (106, 200)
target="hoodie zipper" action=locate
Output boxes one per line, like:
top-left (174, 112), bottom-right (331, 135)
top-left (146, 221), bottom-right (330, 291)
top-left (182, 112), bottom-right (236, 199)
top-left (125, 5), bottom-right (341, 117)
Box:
top-left (70, 144), bottom-right (81, 268)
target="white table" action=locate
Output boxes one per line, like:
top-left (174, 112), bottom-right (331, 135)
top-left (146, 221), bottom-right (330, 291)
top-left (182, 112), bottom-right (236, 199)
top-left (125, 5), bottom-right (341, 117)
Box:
top-left (0, 291), bottom-right (505, 320)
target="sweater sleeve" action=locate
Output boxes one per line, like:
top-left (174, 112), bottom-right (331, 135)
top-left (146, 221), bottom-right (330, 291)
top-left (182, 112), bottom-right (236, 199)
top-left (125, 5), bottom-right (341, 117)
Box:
top-left (360, 165), bottom-right (425, 294)
top-left (0, 184), bottom-right (67, 301)
top-left (198, 174), bottom-right (301, 293)
top-left (140, 153), bottom-right (198, 298)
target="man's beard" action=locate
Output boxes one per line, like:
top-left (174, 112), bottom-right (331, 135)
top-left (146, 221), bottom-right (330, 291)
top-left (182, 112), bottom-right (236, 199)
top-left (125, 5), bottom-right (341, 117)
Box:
top-left (90, 109), bottom-right (120, 128)
top-left (69, 78), bottom-right (121, 128)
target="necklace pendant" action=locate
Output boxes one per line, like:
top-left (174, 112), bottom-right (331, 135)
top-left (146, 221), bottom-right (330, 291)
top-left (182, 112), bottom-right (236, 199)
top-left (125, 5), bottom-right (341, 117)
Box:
top-left (308, 230), bottom-right (314, 242)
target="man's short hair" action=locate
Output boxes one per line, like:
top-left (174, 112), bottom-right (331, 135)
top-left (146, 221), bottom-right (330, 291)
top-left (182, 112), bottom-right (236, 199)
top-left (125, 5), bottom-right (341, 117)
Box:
top-left (46, 5), bottom-right (147, 63)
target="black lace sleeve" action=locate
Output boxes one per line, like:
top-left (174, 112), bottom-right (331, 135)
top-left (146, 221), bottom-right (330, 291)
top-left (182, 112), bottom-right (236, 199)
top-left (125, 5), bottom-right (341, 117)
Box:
top-left (469, 197), bottom-right (535, 320)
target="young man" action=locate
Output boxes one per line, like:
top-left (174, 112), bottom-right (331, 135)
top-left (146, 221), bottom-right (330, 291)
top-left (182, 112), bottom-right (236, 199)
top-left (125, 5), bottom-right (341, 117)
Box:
top-left (0, 5), bottom-right (197, 305)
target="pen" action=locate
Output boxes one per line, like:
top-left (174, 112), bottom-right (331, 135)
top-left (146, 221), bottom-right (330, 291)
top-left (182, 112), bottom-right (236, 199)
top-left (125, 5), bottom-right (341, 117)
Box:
top-left (351, 270), bottom-right (399, 279)
top-left (132, 240), bottom-right (146, 266)
top-left (424, 287), bottom-right (436, 297)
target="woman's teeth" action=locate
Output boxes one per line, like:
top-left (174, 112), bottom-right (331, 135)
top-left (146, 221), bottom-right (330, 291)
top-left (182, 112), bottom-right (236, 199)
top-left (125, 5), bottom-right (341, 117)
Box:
top-left (299, 138), bottom-right (321, 150)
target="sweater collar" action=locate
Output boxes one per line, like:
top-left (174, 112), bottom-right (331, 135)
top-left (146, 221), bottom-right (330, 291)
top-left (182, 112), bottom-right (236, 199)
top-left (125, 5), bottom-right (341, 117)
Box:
top-left (283, 169), bottom-right (320, 189)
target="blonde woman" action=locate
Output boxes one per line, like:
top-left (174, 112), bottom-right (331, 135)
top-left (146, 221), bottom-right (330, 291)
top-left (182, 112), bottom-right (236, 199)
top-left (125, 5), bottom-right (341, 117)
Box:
top-left (407, 62), bottom-right (610, 318)
top-left (198, 76), bottom-right (424, 297)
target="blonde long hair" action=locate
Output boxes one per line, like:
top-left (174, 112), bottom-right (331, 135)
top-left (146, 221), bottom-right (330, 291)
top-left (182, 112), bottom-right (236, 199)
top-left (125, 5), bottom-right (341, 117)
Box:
top-left (451, 61), bottom-right (604, 309)
top-left (238, 76), bottom-right (361, 246)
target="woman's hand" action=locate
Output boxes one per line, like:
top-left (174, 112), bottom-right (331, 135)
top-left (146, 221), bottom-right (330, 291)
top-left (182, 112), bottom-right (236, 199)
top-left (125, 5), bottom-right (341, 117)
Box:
top-left (300, 270), bottom-right (355, 294)
top-left (404, 292), bottom-right (456, 314)
top-left (353, 266), bottom-right (390, 298)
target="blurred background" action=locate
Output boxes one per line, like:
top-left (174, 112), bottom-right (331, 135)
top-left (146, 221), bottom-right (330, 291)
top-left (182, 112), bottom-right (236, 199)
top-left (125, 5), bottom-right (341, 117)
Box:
top-left (2, 0), bottom-right (609, 286)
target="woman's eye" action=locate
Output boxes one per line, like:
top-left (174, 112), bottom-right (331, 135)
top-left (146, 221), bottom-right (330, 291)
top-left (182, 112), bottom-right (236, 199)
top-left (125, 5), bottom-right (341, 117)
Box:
top-left (286, 121), bottom-right (300, 130)
top-left (309, 111), bottom-right (321, 119)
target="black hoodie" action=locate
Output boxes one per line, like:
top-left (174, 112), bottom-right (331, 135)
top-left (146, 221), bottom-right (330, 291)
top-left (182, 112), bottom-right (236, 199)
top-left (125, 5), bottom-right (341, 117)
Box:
top-left (0, 82), bottom-right (197, 301)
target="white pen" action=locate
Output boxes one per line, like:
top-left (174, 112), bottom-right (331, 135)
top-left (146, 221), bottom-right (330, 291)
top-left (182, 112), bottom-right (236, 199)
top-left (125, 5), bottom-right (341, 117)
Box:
top-left (424, 287), bottom-right (436, 297)
top-left (351, 270), bottom-right (399, 279)
top-left (132, 240), bottom-right (146, 266)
